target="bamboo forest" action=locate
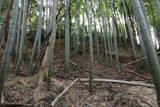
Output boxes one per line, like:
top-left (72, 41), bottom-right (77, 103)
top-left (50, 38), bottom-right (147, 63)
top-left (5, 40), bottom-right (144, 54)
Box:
top-left (2, 0), bottom-right (160, 106)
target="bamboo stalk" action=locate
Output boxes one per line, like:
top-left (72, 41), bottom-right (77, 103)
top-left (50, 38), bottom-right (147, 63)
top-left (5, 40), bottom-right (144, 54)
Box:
top-left (64, 0), bottom-right (70, 72)
top-left (85, 0), bottom-right (94, 92)
top-left (0, 0), bottom-right (19, 101)
top-left (132, 0), bottom-right (160, 106)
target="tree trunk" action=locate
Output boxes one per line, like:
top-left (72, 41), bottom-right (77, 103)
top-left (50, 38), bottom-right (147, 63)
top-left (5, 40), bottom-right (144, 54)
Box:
top-left (85, 0), bottom-right (94, 92)
top-left (0, 0), bottom-right (19, 101)
top-left (64, 0), bottom-right (70, 72)
top-left (15, 0), bottom-right (29, 73)
top-left (38, 0), bottom-right (58, 85)
top-left (132, 0), bottom-right (160, 106)
top-left (28, 0), bottom-right (43, 74)
top-left (0, 0), bottom-right (14, 43)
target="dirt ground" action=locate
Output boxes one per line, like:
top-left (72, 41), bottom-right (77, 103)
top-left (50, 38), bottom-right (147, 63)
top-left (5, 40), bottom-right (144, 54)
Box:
top-left (0, 40), bottom-right (158, 107)
top-left (55, 82), bottom-right (157, 107)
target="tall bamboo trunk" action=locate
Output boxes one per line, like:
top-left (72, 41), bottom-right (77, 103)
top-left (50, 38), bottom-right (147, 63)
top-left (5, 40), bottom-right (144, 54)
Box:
top-left (75, 0), bottom-right (80, 53)
top-left (15, 0), bottom-right (29, 73)
top-left (15, 0), bottom-right (23, 65)
top-left (28, 0), bottom-right (43, 74)
top-left (122, 0), bottom-right (137, 59)
top-left (85, 0), bottom-right (94, 92)
top-left (64, 0), bottom-right (70, 72)
top-left (38, 0), bottom-right (58, 85)
top-left (132, 0), bottom-right (160, 106)
top-left (0, 0), bottom-right (19, 101)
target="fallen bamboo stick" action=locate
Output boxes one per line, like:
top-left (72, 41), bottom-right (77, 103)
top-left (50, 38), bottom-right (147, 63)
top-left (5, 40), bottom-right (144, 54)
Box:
top-left (104, 57), bottom-right (146, 72)
top-left (79, 78), bottom-right (154, 88)
top-left (51, 78), bottom-right (79, 107)
top-left (125, 69), bottom-right (151, 80)
top-left (71, 61), bottom-right (104, 77)
top-left (104, 51), bottom-right (160, 72)
top-left (71, 61), bottom-right (82, 72)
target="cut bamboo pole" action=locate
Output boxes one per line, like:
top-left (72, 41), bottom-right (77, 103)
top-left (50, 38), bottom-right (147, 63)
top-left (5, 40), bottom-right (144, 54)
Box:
top-left (51, 78), bottom-right (79, 106)
top-left (79, 78), bottom-right (154, 88)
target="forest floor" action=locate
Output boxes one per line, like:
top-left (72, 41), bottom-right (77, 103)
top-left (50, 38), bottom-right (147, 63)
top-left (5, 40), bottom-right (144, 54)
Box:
top-left (0, 40), bottom-right (158, 107)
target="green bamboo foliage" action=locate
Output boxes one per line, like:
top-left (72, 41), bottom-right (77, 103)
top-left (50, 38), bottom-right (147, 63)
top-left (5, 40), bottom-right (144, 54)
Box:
top-left (28, 0), bottom-right (43, 74)
top-left (64, 0), bottom-right (70, 72)
top-left (149, 0), bottom-right (160, 42)
top-left (85, 0), bottom-right (94, 92)
top-left (154, 0), bottom-right (160, 17)
top-left (16, 0), bottom-right (29, 73)
top-left (132, 0), bottom-right (160, 106)
top-left (0, 0), bottom-right (19, 101)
